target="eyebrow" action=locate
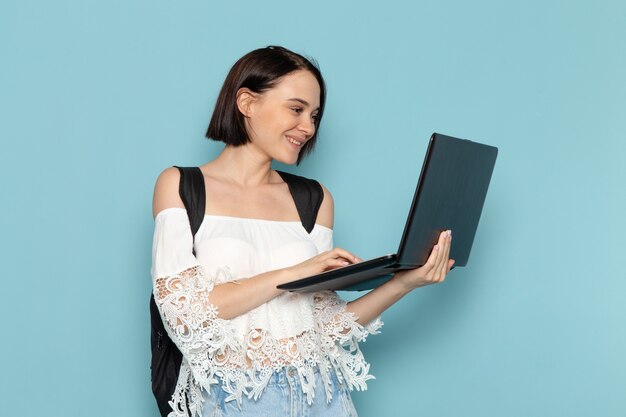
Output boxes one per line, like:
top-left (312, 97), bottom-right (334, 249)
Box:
top-left (287, 98), bottom-right (320, 111)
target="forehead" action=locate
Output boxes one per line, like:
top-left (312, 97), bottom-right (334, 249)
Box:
top-left (265, 70), bottom-right (321, 108)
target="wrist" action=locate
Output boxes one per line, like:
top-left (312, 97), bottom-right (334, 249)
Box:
top-left (274, 267), bottom-right (296, 288)
top-left (390, 271), bottom-right (417, 294)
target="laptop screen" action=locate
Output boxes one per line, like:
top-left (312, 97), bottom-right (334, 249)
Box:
top-left (396, 133), bottom-right (498, 267)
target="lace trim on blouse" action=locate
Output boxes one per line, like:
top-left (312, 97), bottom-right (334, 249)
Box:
top-left (153, 264), bottom-right (383, 417)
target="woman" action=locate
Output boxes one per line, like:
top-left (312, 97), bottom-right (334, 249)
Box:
top-left (151, 46), bottom-right (454, 417)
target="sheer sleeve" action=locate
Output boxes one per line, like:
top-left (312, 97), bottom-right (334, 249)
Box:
top-left (309, 224), bottom-right (384, 390)
top-left (151, 208), bottom-right (246, 414)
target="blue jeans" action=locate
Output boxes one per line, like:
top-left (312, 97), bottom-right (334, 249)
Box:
top-left (201, 367), bottom-right (358, 417)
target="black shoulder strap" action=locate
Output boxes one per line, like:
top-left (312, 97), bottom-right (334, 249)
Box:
top-left (175, 167), bottom-right (321, 234)
top-left (174, 166), bottom-right (206, 244)
top-left (150, 166), bottom-right (204, 417)
top-left (275, 170), bottom-right (324, 233)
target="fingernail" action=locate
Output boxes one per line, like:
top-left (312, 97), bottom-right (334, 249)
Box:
top-left (433, 245), bottom-right (439, 251)
top-left (342, 261), bottom-right (350, 266)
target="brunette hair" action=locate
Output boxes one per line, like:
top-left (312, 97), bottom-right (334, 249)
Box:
top-left (206, 46), bottom-right (326, 164)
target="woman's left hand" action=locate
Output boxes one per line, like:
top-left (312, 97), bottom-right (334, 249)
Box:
top-left (392, 230), bottom-right (455, 291)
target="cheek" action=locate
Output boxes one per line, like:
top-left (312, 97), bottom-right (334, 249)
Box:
top-left (247, 115), bottom-right (271, 139)
top-left (251, 110), bottom-right (279, 132)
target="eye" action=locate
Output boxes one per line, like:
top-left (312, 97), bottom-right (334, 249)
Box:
top-left (311, 113), bottom-right (319, 122)
top-left (291, 107), bottom-right (303, 114)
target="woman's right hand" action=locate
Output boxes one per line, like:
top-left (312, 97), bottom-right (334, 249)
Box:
top-left (392, 230), bottom-right (454, 291)
top-left (284, 248), bottom-right (362, 282)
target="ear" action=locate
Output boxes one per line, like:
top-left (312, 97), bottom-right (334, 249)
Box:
top-left (236, 88), bottom-right (258, 117)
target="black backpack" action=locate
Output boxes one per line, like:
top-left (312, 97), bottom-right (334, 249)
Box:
top-left (150, 166), bottom-right (323, 417)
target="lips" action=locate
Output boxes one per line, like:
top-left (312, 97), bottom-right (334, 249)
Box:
top-left (286, 135), bottom-right (305, 148)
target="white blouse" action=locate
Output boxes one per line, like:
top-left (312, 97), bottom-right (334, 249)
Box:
top-left (151, 208), bottom-right (382, 417)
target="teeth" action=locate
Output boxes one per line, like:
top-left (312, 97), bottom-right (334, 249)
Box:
top-left (287, 136), bottom-right (302, 146)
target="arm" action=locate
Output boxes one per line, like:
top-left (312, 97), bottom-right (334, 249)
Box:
top-left (153, 168), bottom-right (357, 320)
top-left (310, 181), bottom-right (454, 327)
top-left (151, 170), bottom-right (374, 402)
top-left (345, 230), bottom-right (455, 326)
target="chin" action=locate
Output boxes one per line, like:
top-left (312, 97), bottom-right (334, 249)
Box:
top-left (276, 152), bottom-right (300, 165)
top-left (280, 158), bottom-right (299, 166)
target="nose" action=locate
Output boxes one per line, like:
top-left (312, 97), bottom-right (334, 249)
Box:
top-left (298, 117), bottom-right (315, 138)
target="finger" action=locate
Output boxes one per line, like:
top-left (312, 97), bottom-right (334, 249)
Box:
top-left (326, 247), bottom-right (359, 264)
top-left (323, 258), bottom-right (353, 271)
top-left (446, 259), bottom-right (455, 273)
top-left (433, 231), bottom-right (448, 274)
top-left (445, 230), bottom-right (452, 261)
top-left (423, 244), bottom-right (439, 273)
top-left (426, 231), bottom-right (447, 271)
top-left (436, 231), bottom-right (452, 281)
top-left (431, 230), bottom-right (449, 280)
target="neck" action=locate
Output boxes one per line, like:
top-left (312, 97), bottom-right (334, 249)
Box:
top-left (211, 144), bottom-right (276, 187)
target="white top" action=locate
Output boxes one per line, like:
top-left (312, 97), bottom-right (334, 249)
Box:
top-left (151, 208), bottom-right (382, 417)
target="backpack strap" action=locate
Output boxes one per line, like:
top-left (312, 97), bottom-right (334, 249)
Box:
top-left (276, 170), bottom-right (324, 233)
top-left (150, 166), bottom-right (204, 417)
top-left (174, 166), bottom-right (206, 246)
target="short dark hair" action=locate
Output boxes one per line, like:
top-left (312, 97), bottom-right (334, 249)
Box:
top-left (206, 46), bottom-right (326, 164)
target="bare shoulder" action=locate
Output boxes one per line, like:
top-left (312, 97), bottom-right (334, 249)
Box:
top-left (152, 167), bottom-right (184, 219)
top-left (316, 182), bottom-right (334, 229)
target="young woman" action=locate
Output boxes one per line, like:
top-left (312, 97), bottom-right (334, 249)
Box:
top-left (151, 46), bottom-right (454, 417)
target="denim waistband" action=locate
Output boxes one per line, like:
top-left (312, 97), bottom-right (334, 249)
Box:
top-left (204, 367), bottom-right (355, 416)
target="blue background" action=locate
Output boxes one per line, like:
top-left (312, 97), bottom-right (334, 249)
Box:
top-left (1, 1), bottom-right (625, 416)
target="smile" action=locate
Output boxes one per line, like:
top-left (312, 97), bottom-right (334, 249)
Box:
top-left (286, 136), bottom-right (303, 147)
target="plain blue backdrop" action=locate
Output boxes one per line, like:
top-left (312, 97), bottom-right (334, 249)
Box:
top-left (1, 1), bottom-right (625, 416)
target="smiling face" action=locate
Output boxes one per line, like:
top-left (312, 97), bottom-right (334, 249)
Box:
top-left (240, 70), bottom-right (321, 165)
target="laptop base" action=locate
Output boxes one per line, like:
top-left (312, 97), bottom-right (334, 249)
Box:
top-left (278, 254), bottom-right (415, 293)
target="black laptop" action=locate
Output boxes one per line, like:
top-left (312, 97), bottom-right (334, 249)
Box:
top-left (277, 133), bottom-right (498, 293)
